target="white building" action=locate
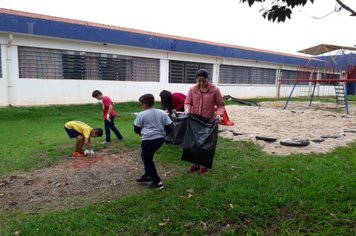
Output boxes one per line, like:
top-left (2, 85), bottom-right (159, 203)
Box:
top-left (0, 8), bottom-right (330, 107)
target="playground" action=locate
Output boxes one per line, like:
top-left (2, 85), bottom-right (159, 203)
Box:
top-left (220, 101), bottom-right (356, 155)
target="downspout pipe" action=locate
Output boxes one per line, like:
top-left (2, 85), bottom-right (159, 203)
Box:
top-left (6, 33), bottom-right (13, 107)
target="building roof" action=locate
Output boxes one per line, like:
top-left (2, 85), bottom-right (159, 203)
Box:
top-left (0, 8), bottom-right (324, 67)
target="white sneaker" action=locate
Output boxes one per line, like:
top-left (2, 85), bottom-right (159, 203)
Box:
top-left (101, 141), bottom-right (111, 144)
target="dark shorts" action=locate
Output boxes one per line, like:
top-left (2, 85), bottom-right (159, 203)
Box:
top-left (65, 127), bottom-right (81, 139)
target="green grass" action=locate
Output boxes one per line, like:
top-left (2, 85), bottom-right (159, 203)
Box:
top-left (0, 102), bottom-right (355, 235)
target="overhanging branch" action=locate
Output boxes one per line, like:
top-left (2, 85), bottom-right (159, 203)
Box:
top-left (336, 0), bottom-right (356, 16)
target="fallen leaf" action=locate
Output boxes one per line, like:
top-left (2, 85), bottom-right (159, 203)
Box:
top-left (24, 179), bottom-right (34, 185)
top-left (186, 188), bottom-right (194, 194)
top-left (184, 222), bottom-right (194, 228)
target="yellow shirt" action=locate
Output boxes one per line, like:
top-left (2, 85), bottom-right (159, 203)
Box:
top-left (65, 121), bottom-right (92, 139)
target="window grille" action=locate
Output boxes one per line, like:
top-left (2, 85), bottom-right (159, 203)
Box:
top-left (280, 70), bottom-right (312, 85)
top-left (320, 72), bottom-right (340, 83)
top-left (132, 57), bottom-right (160, 82)
top-left (84, 53), bottom-right (100, 80)
top-left (62, 51), bottom-right (86, 80)
top-left (169, 60), bottom-right (213, 83)
top-left (219, 65), bottom-right (276, 84)
top-left (18, 46), bottom-right (159, 81)
top-left (99, 55), bottom-right (132, 81)
top-left (18, 46), bottom-right (62, 79)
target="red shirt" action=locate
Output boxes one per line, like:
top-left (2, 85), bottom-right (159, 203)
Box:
top-left (171, 93), bottom-right (186, 112)
top-left (102, 96), bottom-right (116, 120)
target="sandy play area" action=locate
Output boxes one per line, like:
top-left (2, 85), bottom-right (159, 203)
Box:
top-left (219, 101), bottom-right (356, 155)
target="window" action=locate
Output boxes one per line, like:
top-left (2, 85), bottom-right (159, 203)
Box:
top-left (320, 72), bottom-right (340, 83)
top-left (62, 51), bottom-right (86, 80)
top-left (280, 70), bottom-right (313, 85)
top-left (18, 47), bottom-right (62, 79)
top-left (132, 57), bottom-right (160, 82)
top-left (169, 60), bottom-right (213, 83)
top-left (219, 65), bottom-right (276, 84)
top-left (99, 55), bottom-right (131, 81)
top-left (18, 46), bottom-right (160, 81)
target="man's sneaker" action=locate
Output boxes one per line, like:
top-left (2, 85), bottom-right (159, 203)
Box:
top-left (199, 167), bottom-right (209, 176)
top-left (101, 141), bottom-right (111, 144)
top-left (136, 175), bottom-right (153, 182)
top-left (72, 151), bottom-right (85, 158)
top-left (149, 182), bottom-right (164, 190)
top-left (187, 164), bottom-right (200, 174)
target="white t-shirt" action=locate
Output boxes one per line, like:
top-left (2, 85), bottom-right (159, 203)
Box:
top-left (134, 108), bottom-right (172, 140)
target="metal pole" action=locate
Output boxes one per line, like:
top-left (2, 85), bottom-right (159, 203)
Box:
top-left (284, 82), bottom-right (297, 110)
top-left (309, 82), bottom-right (317, 106)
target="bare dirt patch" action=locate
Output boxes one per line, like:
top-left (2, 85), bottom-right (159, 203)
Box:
top-left (220, 101), bottom-right (356, 155)
top-left (0, 149), bottom-right (175, 213)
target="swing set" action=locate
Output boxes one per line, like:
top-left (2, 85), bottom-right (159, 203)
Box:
top-left (283, 44), bottom-right (356, 114)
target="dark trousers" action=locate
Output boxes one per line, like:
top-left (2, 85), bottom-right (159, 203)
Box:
top-left (104, 116), bottom-right (123, 142)
top-left (141, 138), bottom-right (164, 183)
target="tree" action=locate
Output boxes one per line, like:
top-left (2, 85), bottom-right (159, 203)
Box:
top-left (240, 0), bottom-right (356, 22)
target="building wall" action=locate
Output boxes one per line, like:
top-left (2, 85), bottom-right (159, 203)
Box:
top-left (0, 43), bottom-right (9, 106)
top-left (0, 33), bottom-right (336, 107)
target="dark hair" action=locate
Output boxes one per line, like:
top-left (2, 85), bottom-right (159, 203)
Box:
top-left (92, 90), bottom-right (102, 98)
top-left (139, 94), bottom-right (155, 107)
top-left (93, 128), bottom-right (103, 137)
top-left (195, 69), bottom-right (209, 79)
top-left (159, 90), bottom-right (173, 113)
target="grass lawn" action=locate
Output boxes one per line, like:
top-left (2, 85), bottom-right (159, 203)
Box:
top-left (0, 101), bottom-right (355, 235)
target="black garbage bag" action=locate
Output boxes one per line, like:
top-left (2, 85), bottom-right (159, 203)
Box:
top-left (165, 112), bottom-right (188, 145)
top-left (181, 114), bottom-right (219, 169)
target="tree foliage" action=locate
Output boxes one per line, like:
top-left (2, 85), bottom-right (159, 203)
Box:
top-left (240, 0), bottom-right (356, 22)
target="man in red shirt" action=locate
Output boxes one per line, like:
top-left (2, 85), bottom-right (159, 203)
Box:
top-left (92, 90), bottom-right (123, 144)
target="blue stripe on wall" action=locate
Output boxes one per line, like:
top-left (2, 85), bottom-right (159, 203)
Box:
top-left (0, 13), bottom-right (328, 68)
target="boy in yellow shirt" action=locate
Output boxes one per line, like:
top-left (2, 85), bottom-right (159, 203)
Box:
top-left (64, 121), bottom-right (103, 157)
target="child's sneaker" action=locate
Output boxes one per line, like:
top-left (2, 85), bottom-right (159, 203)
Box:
top-left (149, 182), bottom-right (164, 190)
top-left (72, 151), bottom-right (85, 158)
top-left (199, 167), bottom-right (209, 176)
top-left (187, 164), bottom-right (200, 174)
top-left (136, 175), bottom-right (153, 182)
